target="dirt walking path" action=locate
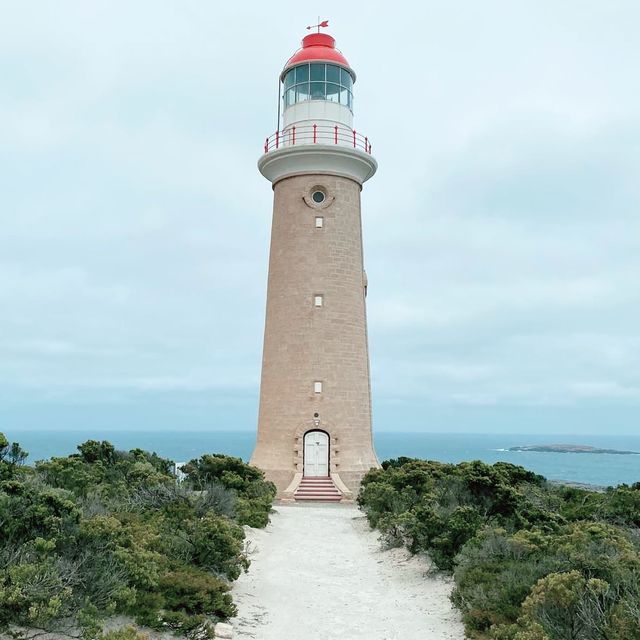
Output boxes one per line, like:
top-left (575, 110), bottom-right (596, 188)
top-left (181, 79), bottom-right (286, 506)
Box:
top-left (231, 503), bottom-right (466, 640)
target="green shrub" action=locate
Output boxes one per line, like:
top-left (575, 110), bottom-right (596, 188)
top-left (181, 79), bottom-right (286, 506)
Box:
top-left (359, 457), bottom-right (640, 639)
top-left (453, 528), bottom-right (563, 633)
top-left (183, 454), bottom-right (276, 527)
top-left (0, 432), bottom-right (28, 481)
top-left (513, 571), bottom-right (613, 640)
top-left (98, 627), bottom-right (150, 640)
top-left (359, 459), bottom-right (556, 570)
top-left (189, 513), bottom-right (249, 580)
top-left (158, 568), bottom-right (235, 618)
top-left (0, 437), bottom-right (274, 637)
top-left (182, 454), bottom-right (262, 491)
top-left (194, 481), bottom-right (237, 519)
top-left (0, 479), bottom-right (80, 545)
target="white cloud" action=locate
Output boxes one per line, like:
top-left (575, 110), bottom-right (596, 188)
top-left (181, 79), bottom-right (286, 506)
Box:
top-left (1, 1), bottom-right (639, 434)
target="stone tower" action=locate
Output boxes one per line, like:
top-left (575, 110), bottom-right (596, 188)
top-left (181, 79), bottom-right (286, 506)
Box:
top-left (251, 29), bottom-right (379, 500)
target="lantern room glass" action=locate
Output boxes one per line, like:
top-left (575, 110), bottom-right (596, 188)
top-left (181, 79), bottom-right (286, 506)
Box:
top-left (283, 63), bottom-right (353, 110)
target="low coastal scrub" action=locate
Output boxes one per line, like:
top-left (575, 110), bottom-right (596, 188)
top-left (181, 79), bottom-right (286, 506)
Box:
top-left (358, 458), bottom-right (640, 639)
top-left (0, 433), bottom-right (276, 638)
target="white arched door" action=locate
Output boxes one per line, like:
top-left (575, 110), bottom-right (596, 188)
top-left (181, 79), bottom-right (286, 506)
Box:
top-left (304, 431), bottom-right (329, 477)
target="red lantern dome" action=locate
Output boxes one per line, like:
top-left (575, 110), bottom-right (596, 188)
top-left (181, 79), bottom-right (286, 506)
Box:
top-left (281, 33), bottom-right (355, 80)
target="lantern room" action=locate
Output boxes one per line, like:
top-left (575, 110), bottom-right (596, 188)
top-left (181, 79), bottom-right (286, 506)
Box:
top-left (259, 28), bottom-right (376, 184)
top-left (282, 62), bottom-right (354, 110)
top-left (279, 33), bottom-right (356, 131)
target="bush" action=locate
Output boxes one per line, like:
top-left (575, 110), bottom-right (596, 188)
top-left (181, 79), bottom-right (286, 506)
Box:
top-left (183, 454), bottom-right (276, 527)
top-left (0, 436), bottom-right (274, 637)
top-left (189, 513), bottom-right (249, 580)
top-left (452, 527), bottom-right (562, 633)
top-left (359, 457), bottom-right (640, 639)
top-left (158, 568), bottom-right (235, 618)
top-left (98, 627), bottom-right (149, 640)
top-left (0, 432), bottom-right (28, 481)
top-left (359, 459), bottom-right (556, 570)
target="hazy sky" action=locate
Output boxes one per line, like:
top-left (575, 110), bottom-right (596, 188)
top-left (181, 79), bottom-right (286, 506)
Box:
top-left (1, 1), bottom-right (639, 435)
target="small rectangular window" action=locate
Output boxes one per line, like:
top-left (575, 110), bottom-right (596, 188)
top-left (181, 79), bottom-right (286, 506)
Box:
top-left (314, 381), bottom-right (323, 394)
top-left (295, 64), bottom-right (309, 83)
top-left (340, 68), bottom-right (353, 90)
top-left (310, 63), bottom-right (325, 81)
top-left (310, 81), bottom-right (325, 100)
top-left (296, 83), bottom-right (310, 102)
top-left (314, 295), bottom-right (323, 307)
top-left (326, 83), bottom-right (340, 103)
top-left (326, 64), bottom-right (341, 84)
top-left (315, 217), bottom-right (323, 228)
top-left (285, 88), bottom-right (295, 107)
top-left (284, 70), bottom-right (295, 89)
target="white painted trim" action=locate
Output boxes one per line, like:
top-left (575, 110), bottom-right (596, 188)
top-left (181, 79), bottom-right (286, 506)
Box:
top-left (258, 145), bottom-right (377, 185)
top-left (283, 101), bottom-right (353, 129)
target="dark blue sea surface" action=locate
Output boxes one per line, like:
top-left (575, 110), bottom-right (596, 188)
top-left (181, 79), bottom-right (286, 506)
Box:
top-left (7, 429), bottom-right (640, 487)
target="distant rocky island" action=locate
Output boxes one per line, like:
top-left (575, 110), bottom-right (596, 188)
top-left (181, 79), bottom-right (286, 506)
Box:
top-left (509, 444), bottom-right (639, 455)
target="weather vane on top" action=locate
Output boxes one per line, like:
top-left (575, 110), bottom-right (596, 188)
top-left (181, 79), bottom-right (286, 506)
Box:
top-left (307, 18), bottom-right (329, 33)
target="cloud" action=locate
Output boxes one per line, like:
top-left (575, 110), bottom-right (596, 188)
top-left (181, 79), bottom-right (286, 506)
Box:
top-left (1, 1), bottom-right (639, 434)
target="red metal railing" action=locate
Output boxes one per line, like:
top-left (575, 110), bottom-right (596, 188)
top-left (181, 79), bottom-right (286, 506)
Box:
top-left (263, 124), bottom-right (373, 155)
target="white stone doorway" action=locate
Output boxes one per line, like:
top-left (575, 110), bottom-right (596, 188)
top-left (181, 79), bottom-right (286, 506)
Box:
top-left (303, 430), bottom-right (329, 477)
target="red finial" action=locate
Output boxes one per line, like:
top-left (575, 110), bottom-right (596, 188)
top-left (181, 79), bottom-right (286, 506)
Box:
top-left (306, 19), bottom-right (329, 33)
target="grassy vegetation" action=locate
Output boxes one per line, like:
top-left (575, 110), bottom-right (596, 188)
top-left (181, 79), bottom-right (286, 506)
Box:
top-left (358, 457), bottom-right (640, 639)
top-left (0, 433), bottom-right (276, 639)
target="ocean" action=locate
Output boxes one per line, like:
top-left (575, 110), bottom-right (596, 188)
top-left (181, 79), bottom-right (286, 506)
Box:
top-left (6, 429), bottom-right (640, 488)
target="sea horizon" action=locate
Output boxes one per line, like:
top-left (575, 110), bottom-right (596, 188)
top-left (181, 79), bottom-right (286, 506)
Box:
top-left (6, 428), bottom-right (640, 488)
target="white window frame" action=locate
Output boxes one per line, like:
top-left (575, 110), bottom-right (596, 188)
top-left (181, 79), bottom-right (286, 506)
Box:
top-left (314, 294), bottom-right (324, 307)
top-left (314, 381), bottom-right (323, 394)
top-left (315, 216), bottom-right (324, 228)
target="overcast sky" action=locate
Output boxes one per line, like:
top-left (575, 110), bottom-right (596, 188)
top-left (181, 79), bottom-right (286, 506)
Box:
top-left (1, 1), bottom-right (639, 436)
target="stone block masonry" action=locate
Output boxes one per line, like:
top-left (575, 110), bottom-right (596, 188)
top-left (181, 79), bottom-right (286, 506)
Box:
top-left (250, 173), bottom-right (379, 495)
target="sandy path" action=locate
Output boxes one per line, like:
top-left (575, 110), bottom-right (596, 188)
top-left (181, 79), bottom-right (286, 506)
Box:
top-left (232, 503), bottom-right (466, 640)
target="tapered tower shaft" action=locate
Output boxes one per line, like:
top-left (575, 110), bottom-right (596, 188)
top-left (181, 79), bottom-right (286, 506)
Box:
top-left (250, 31), bottom-right (379, 498)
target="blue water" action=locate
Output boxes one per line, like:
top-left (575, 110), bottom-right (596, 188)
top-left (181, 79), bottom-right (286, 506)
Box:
top-left (6, 429), bottom-right (640, 488)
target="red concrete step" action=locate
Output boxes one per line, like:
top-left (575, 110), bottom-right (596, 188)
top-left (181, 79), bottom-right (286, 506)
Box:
top-left (295, 491), bottom-right (342, 497)
top-left (297, 482), bottom-right (336, 487)
top-left (295, 485), bottom-right (336, 490)
top-left (294, 476), bottom-right (343, 502)
top-left (295, 492), bottom-right (342, 498)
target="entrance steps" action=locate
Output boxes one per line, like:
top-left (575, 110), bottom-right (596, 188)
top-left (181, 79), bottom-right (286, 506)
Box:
top-left (294, 476), bottom-right (343, 502)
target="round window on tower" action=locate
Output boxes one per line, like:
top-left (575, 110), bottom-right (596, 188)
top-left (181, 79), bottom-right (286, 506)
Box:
top-left (311, 189), bottom-right (326, 204)
top-left (304, 186), bottom-right (333, 209)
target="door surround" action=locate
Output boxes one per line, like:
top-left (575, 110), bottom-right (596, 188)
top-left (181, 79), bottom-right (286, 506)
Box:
top-left (303, 429), bottom-right (330, 477)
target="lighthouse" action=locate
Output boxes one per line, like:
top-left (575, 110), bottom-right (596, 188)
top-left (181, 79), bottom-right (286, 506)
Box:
top-left (250, 27), bottom-right (380, 500)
